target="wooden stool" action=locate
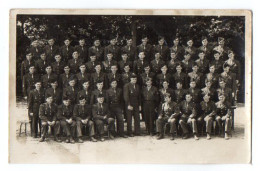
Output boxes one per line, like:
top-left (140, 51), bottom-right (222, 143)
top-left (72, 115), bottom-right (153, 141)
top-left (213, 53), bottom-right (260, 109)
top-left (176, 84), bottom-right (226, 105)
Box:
top-left (18, 120), bottom-right (30, 136)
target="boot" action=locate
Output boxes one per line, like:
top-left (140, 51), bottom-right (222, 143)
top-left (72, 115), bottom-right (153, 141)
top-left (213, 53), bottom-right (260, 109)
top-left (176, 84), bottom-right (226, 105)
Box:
top-left (194, 134), bottom-right (199, 140)
top-left (170, 134), bottom-right (175, 140)
top-left (39, 136), bottom-right (45, 142)
top-left (206, 133), bottom-right (211, 140)
top-left (54, 136), bottom-right (62, 142)
top-left (225, 133), bottom-right (230, 140)
top-left (90, 136), bottom-right (97, 142)
top-left (157, 133), bottom-right (164, 140)
top-left (77, 138), bottom-right (83, 143)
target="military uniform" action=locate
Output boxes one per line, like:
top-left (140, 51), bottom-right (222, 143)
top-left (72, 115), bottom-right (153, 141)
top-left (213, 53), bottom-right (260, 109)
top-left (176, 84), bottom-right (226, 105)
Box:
top-left (45, 87), bottom-right (62, 105)
top-left (59, 73), bottom-right (75, 90)
top-left (156, 101), bottom-right (180, 135)
top-left (51, 61), bottom-right (65, 76)
top-left (104, 44), bottom-right (121, 61)
top-left (159, 88), bottom-right (175, 103)
top-left (121, 45), bottom-right (137, 61)
top-left (123, 82), bottom-right (141, 135)
top-left (173, 88), bottom-right (186, 104)
top-left (210, 60), bottom-right (224, 74)
top-left (75, 72), bottom-right (91, 90)
top-left (187, 72), bottom-right (203, 88)
top-left (140, 72), bottom-right (155, 88)
top-left (106, 87), bottom-right (125, 136)
top-left (172, 72), bottom-right (188, 89)
top-left (77, 89), bottom-right (91, 104)
top-left (85, 61), bottom-right (101, 73)
top-left (195, 58), bottom-right (210, 74)
top-left (219, 71), bottom-right (237, 92)
top-left (107, 73), bottom-right (122, 88)
top-left (44, 45), bottom-right (60, 63)
top-left (90, 72), bottom-right (107, 90)
top-left (184, 46), bottom-right (197, 59)
top-left (57, 104), bottom-right (76, 138)
top-left (141, 86), bottom-right (159, 134)
top-left (92, 103), bottom-right (115, 136)
top-left (169, 45), bottom-right (184, 61)
top-left (75, 45), bottom-right (88, 62)
top-left (205, 73), bottom-right (219, 89)
top-left (153, 45), bottom-right (170, 61)
top-left (167, 59), bottom-right (180, 74)
top-left (63, 86), bottom-right (78, 105)
top-left (102, 60), bottom-right (117, 73)
top-left (29, 46), bottom-right (42, 60)
top-left (35, 59), bottom-right (49, 76)
top-left (216, 87), bottom-right (233, 103)
top-left (224, 59), bottom-right (241, 81)
top-left (187, 88), bottom-right (201, 104)
top-left (181, 60), bottom-right (193, 74)
top-left (156, 73), bottom-right (172, 88)
top-left (133, 59), bottom-right (148, 75)
top-left (41, 73), bottom-right (58, 90)
top-left (68, 58), bottom-right (83, 74)
top-left (60, 45), bottom-right (74, 62)
top-left (178, 100), bottom-right (198, 135)
top-left (22, 73), bottom-right (40, 97)
top-left (201, 87), bottom-right (217, 102)
top-left (39, 103), bottom-right (61, 138)
top-left (90, 89), bottom-right (106, 105)
top-left (121, 71), bottom-right (132, 86)
top-left (150, 59), bottom-right (165, 74)
top-left (73, 103), bottom-right (95, 138)
top-left (118, 60), bottom-right (133, 73)
top-left (137, 44), bottom-right (153, 61)
top-left (215, 101), bottom-right (232, 134)
top-left (21, 59), bottom-right (34, 79)
top-left (88, 45), bottom-right (104, 62)
top-left (28, 89), bottom-right (45, 137)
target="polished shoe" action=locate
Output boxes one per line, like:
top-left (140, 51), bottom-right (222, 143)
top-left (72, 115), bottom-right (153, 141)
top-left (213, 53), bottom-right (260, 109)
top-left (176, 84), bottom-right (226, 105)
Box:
top-left (128, 134), bottom-right (134, 137)
top-left (182, 134), bottom-right (189, 139)
top-left (157, 134), bottom-right (164, 140)
top-left (206, 134), bottom-right (211, 140)
top-left (39, 137), bottom-right (45, 142)
top-left (90, 137), bottom-right (97, 142)
top-left (65, 138), bottom-right (70, 143)
top-left (225, 133), bottom-right (230, 140)
top-left (109, 134), bottom-right (115, 139)
top-left (68, 138), bottom-right (75, 143)
top-left (170, 134), bottom-right (175, 140)
top-left (77, 138), bottom-right (83, 143)
top-left (120, 134), bottom-right (128, 138)
top-left (54, 137), bottom-right (62, 142)
top-left (100, 137), bottom-right (105, 142)
top-left (194, 135), bottom-right (199, 140)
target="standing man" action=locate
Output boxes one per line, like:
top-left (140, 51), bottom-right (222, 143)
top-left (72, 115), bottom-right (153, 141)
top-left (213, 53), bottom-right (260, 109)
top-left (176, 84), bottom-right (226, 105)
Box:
top-left (41, 65), bottom-right (58, 90)
top-left (153, 36), bottom-right (170, 61)
top-left (121, 35), bottom-right (136, 62)
top-left (57, 97), bottom-right (76, 143)
top-left (73, 97), bottom-right (97, 143)
top-left (28, 81), bottom-right (45, 138)
top-left (60, 37), bottom-right (74, 62)
top-left (92, 94), bottom-right (115, 141)
top-left (75, 37), bottom-right (88, 62)
top-left (45, 80), bottom-right (62, 105)
top-left (137, 35), bottom-right (153, 61)
top-left (88, 37), bottom-right (104, 62)
top-left (44, 38), bottom-right (60, 63)
top-left (39, 95), bottom-right (61, 142)
top-left (123, 74), bottom-right (141, 136)
top-left (104, 35), bottom-right (121, 61)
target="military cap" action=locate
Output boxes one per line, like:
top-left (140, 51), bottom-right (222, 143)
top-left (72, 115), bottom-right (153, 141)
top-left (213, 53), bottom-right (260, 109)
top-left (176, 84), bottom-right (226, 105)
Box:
top-left (64, 65), bottom-right (70, 69)
top-left (96, 79), bottom-right (103, 84)
top-left (93, 36), bottom-right (101, 41)
top-left (145, 77), bottom-right (152, 83)
top-left (78, 36), bottom-right (85, 41)
top-left (223, 62), bottom-right (230, 68)
top-left (29, 64), bottom-right (35, 68)
top-left (45, 65), bottom-right (52, 69)
top-left (228, 50), bottom-right (234, 55)
top-left (219, 79), bottom-right (226, 84)
top-left (121, 49), bottom-right (128, 56)
top-left (130, 73), bottom-right (137, 78)
top-left (158, 36), bottom-right (165, 41)
top-left (125, 35), bottom-right (132, 40)
top-left (78, 96), bottom-right (86, 101)
top-left (141, 35), bottom-right (148, 39)
top-left (218, 37), bottom-right (225, 42)
top-left (143, 63), bottom-right (150, 68)
top-left (110, 78), bottom-right (118, 83)
top-left (109, 35), bottom-right (117, 40)
top-left (164, 92), bottom-right (171, 98)
top-left (97, 94), bottom-right (105, 98)
top-left (64, 37), bottom-right (71, 41)
top-left (89, 50), bottom-right (96, 57)
top-left (201, 36), bottom-right (208, 41)
top-left (45, 94), bottom-right (53, 99)
top-left (50, 79), bottom-right (58, 84)
top-left (82, 79), bottom-right (90, 84)
top-left (63, 96), bottom-right (70, 101)
top-left (69, 77), bottom-right (75, 82)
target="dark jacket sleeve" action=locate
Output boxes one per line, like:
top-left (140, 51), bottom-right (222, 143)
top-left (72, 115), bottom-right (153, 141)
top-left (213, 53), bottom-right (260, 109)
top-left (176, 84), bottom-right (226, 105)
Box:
top-left (57, 105), bottom-right (67, 121)
top-left (73, 105), bottom-right (82, 121)
top-left (52, 105), bottom-right (58, 121)
top-left (123, 84), bottom-right (130, 106)
top-left (28, 91), bottom-right (34, 113)
top-left (39, 104), bottom-right (48, 122)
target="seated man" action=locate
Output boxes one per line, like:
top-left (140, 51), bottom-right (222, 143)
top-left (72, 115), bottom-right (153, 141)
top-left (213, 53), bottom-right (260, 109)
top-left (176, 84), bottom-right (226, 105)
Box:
top-left (57, 97), bottom-right (76, 143)
top-left (39, 95), bottom-right (61, 142)
top-left (156, 93), bottom-right (180, 140)
top-left (179, 94), bottom-right (199, 140)
top-left (73, 97), bottom-right (97, 143)
top-left (197, 94), bottom-right (216, 140)
top-left (92, 94), bottom-right (115, 141)
top-left (215, 94), bottom-right (232, 140)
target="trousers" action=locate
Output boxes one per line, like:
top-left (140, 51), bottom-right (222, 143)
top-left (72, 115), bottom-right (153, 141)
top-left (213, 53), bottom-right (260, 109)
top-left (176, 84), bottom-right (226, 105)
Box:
top-left (143, 101), bottom-right (156, 134)
top-left (110, 105), bottom-right (125, 135)
top-left (60, 120), bottom-right (76, 137)
top-left (126, 104), bottom-right (140, 135)
top-left (41, 121), bottom-right (60, 137)
top-left (76, 120), bottom-right (95, 137)
top-left (156, 116), bottom-right (177, 134)
top-left (179, 116), bottom-right (198, 134)
top-left (94, 118), bottom-right (115, 135)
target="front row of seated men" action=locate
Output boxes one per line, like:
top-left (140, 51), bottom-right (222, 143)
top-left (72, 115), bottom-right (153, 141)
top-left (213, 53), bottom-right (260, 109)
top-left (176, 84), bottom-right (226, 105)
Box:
top-left (32, 74), bottom-right (232, 143)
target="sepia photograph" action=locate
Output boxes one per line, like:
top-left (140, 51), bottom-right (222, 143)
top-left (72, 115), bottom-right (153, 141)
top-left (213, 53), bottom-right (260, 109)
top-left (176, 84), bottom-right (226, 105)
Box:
top-left (9, 9), bottom-right (252, 164)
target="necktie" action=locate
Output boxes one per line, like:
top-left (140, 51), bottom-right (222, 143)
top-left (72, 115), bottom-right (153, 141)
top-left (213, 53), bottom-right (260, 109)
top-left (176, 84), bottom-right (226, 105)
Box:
top-left (44, 61), bottom-right (45, 65)
top-left (144, 45), bottom-right (146, 50)
top-left (36, 48), bottom-right (38, 52)
top-left (75, 59), bottom-right (77, 64)
top-left (133, 84), bottom-right (135, 89)
top-left (92, 62), bottom-right (95, 66)
top-left (29, 60), bottom-right (30, 65)
top-left (48, 75), bottom-right (50, 79)
top-left (82, 73), bottom-right (84, 78)
top-left (113, 74), bottom-right (115, 79)
top-left (128, 46), bottom-right (130, 51)
top-left (51, 46), bottom-right (52, 50)
top-left (66, 46), bottom-right (68, 51)
top-left (72, 87), bottom-right (74, 92)
top-left (54, 88), bottom-right (56, 94)
top-left (82, 47), bottom-right (84, 51)
top-left (114, 88), bottom-right (116, 94)
top-left (66, 74), bottom-right (68, 78)
top-left (32, 74), bottom-right (34, 79)
top-left (96, 47), bottom-right (99, 52)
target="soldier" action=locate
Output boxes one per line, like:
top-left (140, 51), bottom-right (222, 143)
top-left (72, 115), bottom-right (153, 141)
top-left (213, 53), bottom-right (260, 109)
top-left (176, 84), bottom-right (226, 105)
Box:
top-left (205, 64), bottom-right (219, 89)
top-left (41, 65), bottom-right (58, 90)
top-left (217, 80), bottom-right (233, 103)
top-left (74, 37), bottom-right (88, 62)
top-left (22, 65), bottom-right (40, 100)
top-left (39, 95), bottom-right (61, 142)
top-left (28, 40), bottom-right (42, 60)
top-left (121, 64), bottom-right (132, 86)
top-left (21, 51), bottom-right (34, 80)
top-left (74, 96), bottom-right (97, 143)
top-left (102, 51), bottom-right (118, 73)
top-left (91, 80), bottom-right (106, 105)
top-left (107, 64), bottom-right (121, 88)
top-left (213, 37), bottom-right (230, 61)
top-left (88, 37), bottom-right (104, 62)
top-left (170, 37), bottom-right (184, 61)
top-left (123, 74), bottom-right (142, 136)
top-left (187, 63), bottom-right (203, 88)
top-left (197, 94), bottom-right (216, 140)
top-left (75, 64), bottom-right (91, 90)
top-left (137, 35), bottom-right (153, 61)
top-left (159, 80), bottom-right (175, 103)
top-left (51, 54), bottom-right (65, 76)
top-left (28, 81), bottom-right (45, 138)
top-left (172, 63), bottom-right (187, 89)
top-left (77, 79), bottom-right (92, 105)
top-left (178, 94), bottom-right (199, 140)
top-left (60, 37), bottom-right (74, 62)
top-left (153, 36), bottom-right (170, 61)
top-left (90, 64), bottom-right (107, 90)
top-left (210, 50), bottom-right (224, 74)
top-left (85, 51), bottom-right (101, 73)
top-left (141, 77), bottom-right (159, 135)
top-left (198, 36), bottom-right (212, 59)
top-left (215, 94), bottom-right (232, 140)
top-left (140, 64), bottom-right (155, 88)
top-left (118, 51), bottom-right (133, 73)
top-left (168, 50), bottom-right (180, 74)
top-left (45, 80), bottom-right (62, 105)
top-left (156, 93), bottom-right (180, 140)
top-left (184, 38), bottom-right (197, 59)
top-left (35, 52), bottom-right (49, 77)
top-left (219, 64), bottom-right (237, 94)
top-left (224, 50), bottom-right (241, 82)
top-left (156, 65), bottom-right (172, 89)
top-left (44, 38), bottom-right (60, 63)
top-left (181, 52), bottom-right (193, 74)
top-left (133, 51), bottom-right (148, 75)
top-left (173, 82), bottom-right (186, 104)
top-left (63, 78), bottom-right (78, 105)
top-left (104, 35), bottom-right (121, 61)
top-left (57, 97), bottom-right (76, 143)
top-left (150, 50), bottom-right (165, 75)
top-left (59, 65), bottom-right (75, 90)
top-left (106, 79), bottom-right (128, 138)
top-left (92, 94), bottom-right (115, 141)
top-left (195, 50), bottom-right (209, 74)
top-left (121, 36), bottom-right (136, 62)
top-left (201, 80), bottom-right (217, 102)
top-left (68, 51), bottom-right (83, 74)
top-left (187, 81), bottom-right (201, 104)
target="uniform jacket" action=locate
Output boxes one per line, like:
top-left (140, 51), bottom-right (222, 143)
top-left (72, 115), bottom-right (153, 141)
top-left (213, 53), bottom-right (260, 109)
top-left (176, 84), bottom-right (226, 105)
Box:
top-left (41, 73), bottom-right (58, 89)
top-left (35, 59), bottom-right (49, 76)
top-left (60, 45), bottom-right (74, 62)
top-left (44, 45), bottom-right (60, 63)
top-left (92, 103), bottom-right (111, 120)
top-left (75, 45), bottom-right (88, 62)
top-left (68, 58), bottom-right (83, 74)
top-left (39, 103), bottom-right (58, 122)
top-left (28, 89), bottom-right (45, 114)
top-left (121, 45), bottom-right (137, 61)
top-left (51, 61), bottom-right (65, 76)
top-left (21, 59), bottom-right (34, 78)
top-left (90, 89), bottom-right (106, 105)
top-left (77, 89), bottom-right (92, 105)
top-left (45, 87), bottom-right (62, 105)
top-left (106, 87), bottom-right (123, 106)
top-left (123, 83), bottom-right (141, 106)
top-left (57, 104), bottom-right (74, 121)
top-left (150, 59), bottom-right (165, 74)
top-left (88, 45), bottom-right (104, 61)
top-left (73, 104), bottom-right (92, 121)
top-left (104, 44), bottom-right (121, 61)
top-left (153, 45), bottom-right (170, 61)
top-left (158, 101), bottom-right (180, 118)
top-left (137, 43), bottom-right (153, 61)
top-left (133, 59), bottom-right (148, 75)
top-left (63, 86), bottom-right (78, 104)
top-left (22, 73), bottom-right (40, 97)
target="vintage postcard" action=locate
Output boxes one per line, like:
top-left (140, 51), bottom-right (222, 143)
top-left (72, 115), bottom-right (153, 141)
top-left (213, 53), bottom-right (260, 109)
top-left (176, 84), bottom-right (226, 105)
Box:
top-left (9, 9), bottom-right (252, 164)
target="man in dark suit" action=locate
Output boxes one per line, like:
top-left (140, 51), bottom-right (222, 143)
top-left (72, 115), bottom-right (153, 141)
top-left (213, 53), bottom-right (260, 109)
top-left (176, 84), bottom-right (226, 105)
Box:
top-left (22, 65), bottom-right (40, 99)
top-left (74, 38), bottom-right (88, 62)
top-left (123, 74), bottom-right (142, 136)
top-left (28, 81), bottom-right (45, 138)
top-left (41, 65), bottom-right (58, 91)
top-left (39, 95), bottom-right (61, 142)
top-left (35, 52), bottom-right (49, 77)
top-left (73, 96), bottom-right (97, 143)
top-left (104, 35), bottom-right (121, 61)
top-left (88, 37), bottom-right (104, 62)
top-left (153, 36), bottom-right (170, 61)
top-left (51, 54), bottom-right (65, 76)
top-left (121, 36), bottom-right (136, 62)
top-left (60, 37), bottom-right (74, 62)
top-left (44, 38), bottom-right (60, 63)
top-left (59, 65), bottom-right (75, 90)
top-left (45, 80), bottom-right (62, 105)
top-left (63, 78), bottom-right (78, 105)
top-left (137, 35), bottom-right (153, 61)
top-left (68, 51), bottom-right (84, 74)
top-left (92, 94), bottom-right (115, 141)
top-left (57, 97), bottom-right (76, 143)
